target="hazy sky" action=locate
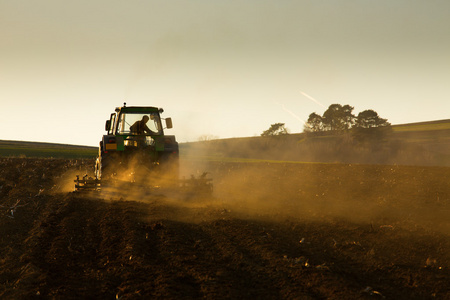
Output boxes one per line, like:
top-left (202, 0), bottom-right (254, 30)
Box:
top-left (1, 0), bottom-right (449, 146)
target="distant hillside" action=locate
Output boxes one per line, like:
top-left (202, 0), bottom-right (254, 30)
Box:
top-left (181, 119), bottom-right (450, 166)
top-left (0, 140), bottom-right (97, 159)
top-left (2, 119), bottom-right (449, 165)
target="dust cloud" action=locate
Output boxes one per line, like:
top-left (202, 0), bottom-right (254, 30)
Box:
top-left (180, 156), bottom-right (450, 236)
top-left (96, 152), bottom-right (448, 237)
top-left (165, 129), bottom-right (450, 235)
top-left (64, 137), bottom-right (449, 236)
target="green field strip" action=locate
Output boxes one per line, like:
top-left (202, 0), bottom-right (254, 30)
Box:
top-left (0, 147), bottom-right (97, 158)
top-left (393, 122), bottom-right (450, 132)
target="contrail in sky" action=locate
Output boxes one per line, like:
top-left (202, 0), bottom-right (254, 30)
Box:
top-left (299, 90), bottom-right (326, 108)
top-left (275, 102), bottom-right (307, 125)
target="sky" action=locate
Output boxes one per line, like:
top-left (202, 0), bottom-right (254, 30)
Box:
top-left (1, 0), bottom-right (449, 146)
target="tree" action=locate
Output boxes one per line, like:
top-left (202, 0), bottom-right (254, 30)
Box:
top-left (322, 104), bottom-right (355, 131)
top-left (355, 110), bottom-right (390, 128)
top-left (341, 104), bottom-right (356, 129)
top-left (353, 109), bottom-right (391, 144)
top-left (261, 123), bottom-right (289, 136)
top-left (304, 112), bottom-right (323, 132)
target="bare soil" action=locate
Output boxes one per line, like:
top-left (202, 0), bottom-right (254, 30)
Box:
top-left (0, 157), bottom-right (449, 299)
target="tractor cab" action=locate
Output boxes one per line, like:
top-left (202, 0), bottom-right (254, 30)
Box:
top-left (102, 104), bottom-right (174, 151)
top-left (105, 105), bottom-right (172, 137)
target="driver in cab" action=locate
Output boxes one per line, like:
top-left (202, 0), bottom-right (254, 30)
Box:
top-left (130, 116), bottom-right (157, 135)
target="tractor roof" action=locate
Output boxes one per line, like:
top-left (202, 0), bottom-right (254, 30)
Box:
top-left (115, 106), bottom-right (161, 113)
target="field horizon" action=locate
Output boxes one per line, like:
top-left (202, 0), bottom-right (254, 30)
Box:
top-left (1, 118), bottom-right (449, 165)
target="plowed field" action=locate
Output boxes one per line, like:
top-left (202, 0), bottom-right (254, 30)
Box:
top-left (1, 157), bottom-right (449, 299)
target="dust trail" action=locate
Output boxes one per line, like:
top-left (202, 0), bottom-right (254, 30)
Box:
top-left (195, 160), bottom-right (450, 235)
top-left (64, 148), bottom-right (450, 237)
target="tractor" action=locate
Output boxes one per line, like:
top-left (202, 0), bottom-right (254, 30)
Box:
top-left (74, 103), bottom-right (212, 194)
top-left (95, 103), bottom-right (178, 181)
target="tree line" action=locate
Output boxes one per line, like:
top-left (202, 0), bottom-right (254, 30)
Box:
top-left (304, 104), bottom-right (390, 132)
top-left (261, 104), bottom-right (391, 140)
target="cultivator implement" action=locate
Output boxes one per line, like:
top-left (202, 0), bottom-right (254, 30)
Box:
top-left (74, 173), bottom-right (213, 196)
top-left (74, 175), bottom-right (101, 192)
top-left (179, 172), bottom-right (213, 195)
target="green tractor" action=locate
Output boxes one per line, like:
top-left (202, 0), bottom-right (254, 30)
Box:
top-left (95, 103), bottom-right (178, 181)
top-left (75, 104), bottom-right (211, 194)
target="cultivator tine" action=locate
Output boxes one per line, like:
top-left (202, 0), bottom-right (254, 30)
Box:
top-left (74, 175), bottom-right (101, 192)
top-left (180, 172), bottom-right (213, 194)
